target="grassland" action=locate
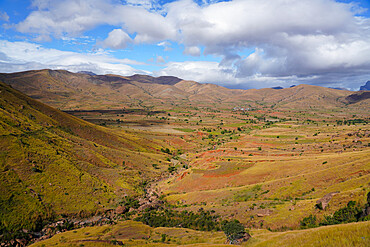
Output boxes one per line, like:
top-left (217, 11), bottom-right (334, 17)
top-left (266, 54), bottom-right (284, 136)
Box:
top-left (156, 114), bottom-right (369, 230)
top-left (0, 72), bottom-right (369, 245)
top-left (30, 99), bottom-right (370, 245)
top-left (29, 220), bottom-right (369, 247)
top-left (31, 98), bottom-right (367, 246)
top-left (30, 220), bottom-right (228, 247)
top-left (0, 81), bottom-right (173, 237)
top-left (246, 221), bottom-right (370, 247)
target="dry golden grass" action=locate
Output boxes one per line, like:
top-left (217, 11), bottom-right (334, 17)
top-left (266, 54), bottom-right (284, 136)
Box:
top-left (246, 221), bottom-right (370, 247)
top-left (30, 220), bottom-right (228, 247)
top-left (30, 220), bottom-right (370, 247)
top-left (1, 70), bottom-right (369, 245)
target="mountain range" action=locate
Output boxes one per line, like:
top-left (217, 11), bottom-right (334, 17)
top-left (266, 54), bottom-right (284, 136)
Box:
top-left (360, 81), bottom-right (370, 91)
top-left (0, 69), bottom-right (368, 111)
top-left (0, 69), bottom-right (369, 246)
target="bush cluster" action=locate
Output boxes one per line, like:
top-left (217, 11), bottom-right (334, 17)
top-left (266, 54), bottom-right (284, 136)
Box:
top-left (221, 220), bottom-right (246, 243)
top-left (135, 208), bottom-right (221, 231)
top-left (301, 196), bottom-right (370, 229)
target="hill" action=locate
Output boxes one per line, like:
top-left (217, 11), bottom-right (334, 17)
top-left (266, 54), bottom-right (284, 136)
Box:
top-left (0, 80), bottom-right (170, 237)
top-left (1, 69), bottom-right (369, 246)
top-left (345, 91), bottom-right (370, 105)
top-left (0, 70), bottom-right (367, 111)
top-left (29, 220), bottom-right (370, 247)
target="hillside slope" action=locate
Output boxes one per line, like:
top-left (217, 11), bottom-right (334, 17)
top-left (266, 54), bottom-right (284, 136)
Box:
top-left (0, 70), bottom-right (366, 111)
top-left (0, 81), bottom-right (168, 235)
top-left (29, 220), bottom-right (370, 247)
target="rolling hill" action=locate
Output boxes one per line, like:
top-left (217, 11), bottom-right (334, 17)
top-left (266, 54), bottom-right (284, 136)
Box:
top-left (0, 69), bottom-right (369, 246)
top-left (0, 80), bottom-right (170, 236)
top-left (28, 220), bottom-right (370, 247)
top-left (0, 69), bottom-right (368, 111)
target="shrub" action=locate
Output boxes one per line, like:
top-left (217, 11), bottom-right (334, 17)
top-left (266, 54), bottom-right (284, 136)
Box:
top-left (222, 220), bottom-right (246, 243)
top-left (300, 215), bottom-right (317, 229)
top-left (135, 208), bottom-right (221, 231)
top-left (321, 201), bottom-right (362, 225)
top-left (120, 196), bottom-right (140, 209)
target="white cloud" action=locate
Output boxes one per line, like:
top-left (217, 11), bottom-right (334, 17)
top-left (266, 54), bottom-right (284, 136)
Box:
top-left (103, 29), bottom-right (132, 49)
top-left (156, 55), bottom-right (165, 64)
top-left (0, 11), bottom-right (9, 22)
top-left (17, 0), bottom-right (120, 40)
top-left (155, 58), bottom-right (370, 90)
top-left (163, 0), bottom-right (370, 88)
top-left (0, 40), bottom-right (147, 75)
top-left (184, 46), bottom-right (201, 56)
top-left (155, 61), bottom-right (237, 85)
top-left (8, 0), bottom-right (370, 89)
top-left (157, 41), bottom-right (172, 51)
top-left (121, 6), bottom-right (176, 43)
top-left (16, 0), bottom-right (176, 43)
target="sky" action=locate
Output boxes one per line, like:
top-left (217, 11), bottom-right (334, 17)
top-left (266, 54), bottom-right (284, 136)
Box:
top-left (0, 0), bottom-right (370, 90)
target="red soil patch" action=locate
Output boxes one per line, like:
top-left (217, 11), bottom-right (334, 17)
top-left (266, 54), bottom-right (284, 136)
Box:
top-left (177, 171), bottom-right (188, 181)
top-left (196, 131), bottom-right (205, 136)
top-left (348, 170), bottom-right (369, 177)
top-left (202, 170), bottom-right (242, 178)
top-left (170, 138), bottom-right (190, 146)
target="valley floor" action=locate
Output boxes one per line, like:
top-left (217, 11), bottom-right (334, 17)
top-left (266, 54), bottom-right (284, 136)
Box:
top-left (1, 77), bottom-right (369, 246)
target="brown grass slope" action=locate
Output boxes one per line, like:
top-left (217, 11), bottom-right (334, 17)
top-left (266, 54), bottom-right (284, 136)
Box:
top-left (1, 70), bottom-right (366, 111)
top-left (0, 80), bottom-right (168, 234)
top-left (237, 84), bottom-right (353, 109)
top-left (29, 220), bottom-right (370, 247)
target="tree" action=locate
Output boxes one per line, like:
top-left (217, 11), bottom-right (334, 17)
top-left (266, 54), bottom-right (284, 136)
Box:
top-left (222, 220), bottom-right (246, 243)
top-left (300, 215), bottom-right (317, 229)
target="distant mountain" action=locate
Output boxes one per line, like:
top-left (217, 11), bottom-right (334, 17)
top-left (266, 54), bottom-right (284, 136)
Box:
top-left (345, 91), bottom-right (370, 104)
top-left (271, 86), bottom-right (284, 89)
top-left (329, 87), bottom-right (348, 91)
top-left (0, 69), bottom-right (365, 111)
top-left (127, 74), bottom-right (182, 85)
top-left (77, 71), bottom-right (96, 76)
top-left (359, 81), bottom-right (370, 91)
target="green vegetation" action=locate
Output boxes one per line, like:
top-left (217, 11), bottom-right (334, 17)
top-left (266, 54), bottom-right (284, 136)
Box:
top-left (134, 208), bottom-right (222, 231)
top-left (161, 147), bottom-right (172, 154)
top-left (234, 184), bottom-right (263, 202)
top-left (301, 195), bottom-right (370, 229)
top-left (118, 196), bottom-right (140, 210)
top-left (1, 70), bottom-right (370, 246)
top-left (300, 215), bottom-right (318, 229)
top-left (321, 200), bottom-right (366, 225)
top-left (221, 220), bottom-right (246, 243)
top-left (0, 81), bottom-right (168, 242)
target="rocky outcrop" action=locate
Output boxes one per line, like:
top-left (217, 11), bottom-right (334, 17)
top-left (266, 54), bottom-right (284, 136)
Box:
top-left (225, 232), bottom-right (252, 245)
top-left (137, 187), bottom-right (163, 212)
top-left (115, 205), bottom-right (127, 215)
top-left (316, 191), bottom-right (340, 210)
top-left (256, 209), bottom-right (273, 217)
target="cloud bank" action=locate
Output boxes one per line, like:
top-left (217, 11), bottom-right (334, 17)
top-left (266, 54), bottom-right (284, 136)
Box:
top-left (5, 0), bottom-right (370, 89)
top-left (0, 40), bottom-right (147, 76)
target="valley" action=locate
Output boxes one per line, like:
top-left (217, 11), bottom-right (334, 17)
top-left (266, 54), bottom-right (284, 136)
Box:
top-left (0, 70), bottom-right (369, 246)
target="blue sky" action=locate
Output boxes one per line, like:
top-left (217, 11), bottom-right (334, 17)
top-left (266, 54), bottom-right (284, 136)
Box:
top-left (1, 0), bottom-right (370, 90)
